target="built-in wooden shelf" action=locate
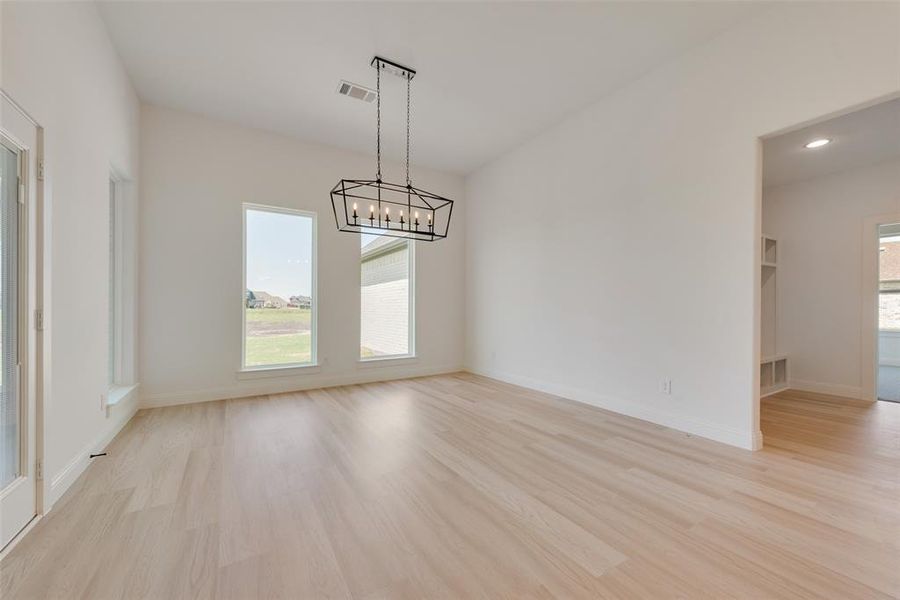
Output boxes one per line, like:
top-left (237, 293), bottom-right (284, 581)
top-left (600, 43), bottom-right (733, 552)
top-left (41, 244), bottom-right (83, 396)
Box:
top-left (761, 235), bottom-right (787, 397)
top-left (762, 236), bottom-right (777, 266)
top-left (761, 354), bottom-right (788, 397)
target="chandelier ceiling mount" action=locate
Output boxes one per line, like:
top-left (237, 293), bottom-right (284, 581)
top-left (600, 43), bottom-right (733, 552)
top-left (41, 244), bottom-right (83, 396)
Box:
top-left (330, 56), bottom-right (453, 242)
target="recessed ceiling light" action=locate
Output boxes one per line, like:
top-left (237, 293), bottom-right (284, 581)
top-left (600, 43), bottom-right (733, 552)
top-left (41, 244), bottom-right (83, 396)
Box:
top-left (804, 138), bottom-right (831, 149)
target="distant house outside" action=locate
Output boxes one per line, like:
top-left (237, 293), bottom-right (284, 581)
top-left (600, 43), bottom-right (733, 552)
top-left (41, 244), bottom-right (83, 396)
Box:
top-left (246, 290), bottom-right (265, 308)
top-left (246, 290), bottom-right (288, 309)
top-left (289, 295), bottom-right (312, 309)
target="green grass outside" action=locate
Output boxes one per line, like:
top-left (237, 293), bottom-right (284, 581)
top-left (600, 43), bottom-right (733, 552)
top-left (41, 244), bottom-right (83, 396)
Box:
top-left (244, 307), bottom-right (312, 366)
top-left (245, 307), bottom-right (312, 327)
top-left (242, 308), bottom-right (391, 365)
top-left (245, 332), bottom-right (311, 367)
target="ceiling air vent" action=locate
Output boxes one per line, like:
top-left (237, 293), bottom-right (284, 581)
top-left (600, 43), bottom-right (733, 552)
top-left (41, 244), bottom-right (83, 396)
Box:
top-left (337, 80), bottom-right (377, 103)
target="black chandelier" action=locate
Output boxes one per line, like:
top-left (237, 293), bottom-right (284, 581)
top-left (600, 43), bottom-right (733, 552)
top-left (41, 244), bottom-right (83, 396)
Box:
top-left (331, 56), bottom-right (453, 242)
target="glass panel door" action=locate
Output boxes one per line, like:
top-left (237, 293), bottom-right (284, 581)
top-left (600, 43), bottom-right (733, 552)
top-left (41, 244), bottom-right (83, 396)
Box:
top-left (0, 142), bottom-right (19, 489)
top-left (1, 97), bottom-right (38, 551)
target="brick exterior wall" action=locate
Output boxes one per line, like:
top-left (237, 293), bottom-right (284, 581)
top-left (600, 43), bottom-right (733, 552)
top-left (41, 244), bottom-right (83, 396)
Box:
top-left (361, 244), bottom-right (410, 356)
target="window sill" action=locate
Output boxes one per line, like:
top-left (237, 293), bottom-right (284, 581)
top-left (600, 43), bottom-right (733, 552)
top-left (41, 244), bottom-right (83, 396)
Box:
top-left (357, 355), bottom-right (417, 369)
top-left (237, 363), bottom-right (320, 380)
top-left (107, 383), bottom-right (139, 407)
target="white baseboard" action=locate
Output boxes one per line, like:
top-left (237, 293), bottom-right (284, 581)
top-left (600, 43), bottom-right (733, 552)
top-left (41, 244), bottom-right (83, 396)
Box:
top-left (48, 387), bottom-right (140, 508)
top-left (467, 366), bottom-right (761, 451)
top-left (760, 383), bottom-right (789, 399)
top-left (141, 364), bottom-right (464, 409)
top-left (788, 378), bottom-right (865, 400)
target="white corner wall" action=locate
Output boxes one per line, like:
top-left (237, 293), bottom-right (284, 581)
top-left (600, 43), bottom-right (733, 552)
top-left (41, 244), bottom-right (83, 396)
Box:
top-left (763, 158), bottom-right (900, 399)
top-left (139, 105), bottom-right (464, 406)
top-left (1, 2), bottom-right (141, 505)
top-left (464, 3), bottom-right (900, 450)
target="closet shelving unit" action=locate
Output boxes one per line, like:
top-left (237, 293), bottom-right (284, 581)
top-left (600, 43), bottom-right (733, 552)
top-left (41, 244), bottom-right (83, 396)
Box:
top-left (760, 235), bottom-right (788, 397)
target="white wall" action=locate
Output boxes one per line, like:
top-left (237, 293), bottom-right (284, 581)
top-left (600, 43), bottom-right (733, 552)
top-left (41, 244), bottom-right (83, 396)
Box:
top-left (465, 3), bottom-right (900, 449)
top-left (139, 105), bottom-right (464, 406)
top-left (763, 158), bottom-right (900, 399)
top-left (1, 2), bottom-right (141, 505)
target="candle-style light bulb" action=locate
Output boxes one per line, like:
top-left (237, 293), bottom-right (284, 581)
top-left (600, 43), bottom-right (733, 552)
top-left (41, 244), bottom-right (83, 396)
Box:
top-left (385, 206), bottom-right (390, 225)
top-left (352, 202), bottom-right (358, 220)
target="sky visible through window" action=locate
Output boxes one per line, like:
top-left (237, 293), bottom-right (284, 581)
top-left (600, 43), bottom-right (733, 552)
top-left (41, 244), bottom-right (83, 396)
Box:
top-left (246, 209), bottom-right (312, 299)
top-left (244, 208), bottom-right (314, 368)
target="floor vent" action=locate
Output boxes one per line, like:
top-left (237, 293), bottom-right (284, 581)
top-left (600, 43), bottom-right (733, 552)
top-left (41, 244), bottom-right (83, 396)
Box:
top-left (337, 80), bottom-right (377, 103)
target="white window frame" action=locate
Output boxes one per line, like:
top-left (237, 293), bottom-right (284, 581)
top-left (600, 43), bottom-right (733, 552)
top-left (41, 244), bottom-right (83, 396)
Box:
top-left (106, 170), bottom-right (138, 408)
top-left (359, 238), bottom-right (416, 363)
top-left (240, 203), bottom-right (318, 373)
top-left (109, 175), bottom-right (122, 386)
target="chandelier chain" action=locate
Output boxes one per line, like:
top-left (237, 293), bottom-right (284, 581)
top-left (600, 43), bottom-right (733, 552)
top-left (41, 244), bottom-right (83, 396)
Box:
top-left (406, 74), bottom-right (411, 187)
top-left (376, 61), bottom-right (382, 181)
top-left (330, 57), bottom-right (453, 242)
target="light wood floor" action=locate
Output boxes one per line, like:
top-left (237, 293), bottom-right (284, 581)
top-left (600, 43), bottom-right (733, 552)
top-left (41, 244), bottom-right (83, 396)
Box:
top-left (2, 374), bottom-right (899, 599)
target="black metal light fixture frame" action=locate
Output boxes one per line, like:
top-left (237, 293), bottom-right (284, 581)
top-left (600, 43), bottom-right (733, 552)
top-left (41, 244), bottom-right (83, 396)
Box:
top-left (331, 56), bottom-right (454, 242)
top-left (330, 178), bottom-right (453, 241)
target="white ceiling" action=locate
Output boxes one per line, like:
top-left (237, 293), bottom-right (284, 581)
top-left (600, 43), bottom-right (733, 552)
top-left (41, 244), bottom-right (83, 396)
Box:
top-left (98, 1), bottom-right (764, 175)
top-left (763, 97), bottom-right (900, 188)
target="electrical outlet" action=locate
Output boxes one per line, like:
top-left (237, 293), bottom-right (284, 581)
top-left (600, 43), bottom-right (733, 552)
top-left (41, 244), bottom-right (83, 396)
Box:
top-left (660, 378), bottom-right (672, 395)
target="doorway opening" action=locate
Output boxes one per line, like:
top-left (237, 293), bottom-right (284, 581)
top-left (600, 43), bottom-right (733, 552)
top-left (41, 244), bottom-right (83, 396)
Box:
top-left (757, 94), bottom-right (900, 440)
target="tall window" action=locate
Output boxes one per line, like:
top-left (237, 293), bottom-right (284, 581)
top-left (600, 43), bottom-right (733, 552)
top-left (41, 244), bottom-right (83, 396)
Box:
top-left (243, 205), bottom-right (316, 368)
top-left (107, 174), bottom-right (137, 399)
top-left (108, 178), bottom-right (119, 385)
top-left (360, 235), bottom-right (414, 359)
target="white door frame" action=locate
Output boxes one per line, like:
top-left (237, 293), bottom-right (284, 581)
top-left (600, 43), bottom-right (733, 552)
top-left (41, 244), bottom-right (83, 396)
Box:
top-left (0, 90), bottom-right (45, 554)
top-left (861, 211), bottom-right (900, 403)
top-left (754, 92), bottom-right (900, 446)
